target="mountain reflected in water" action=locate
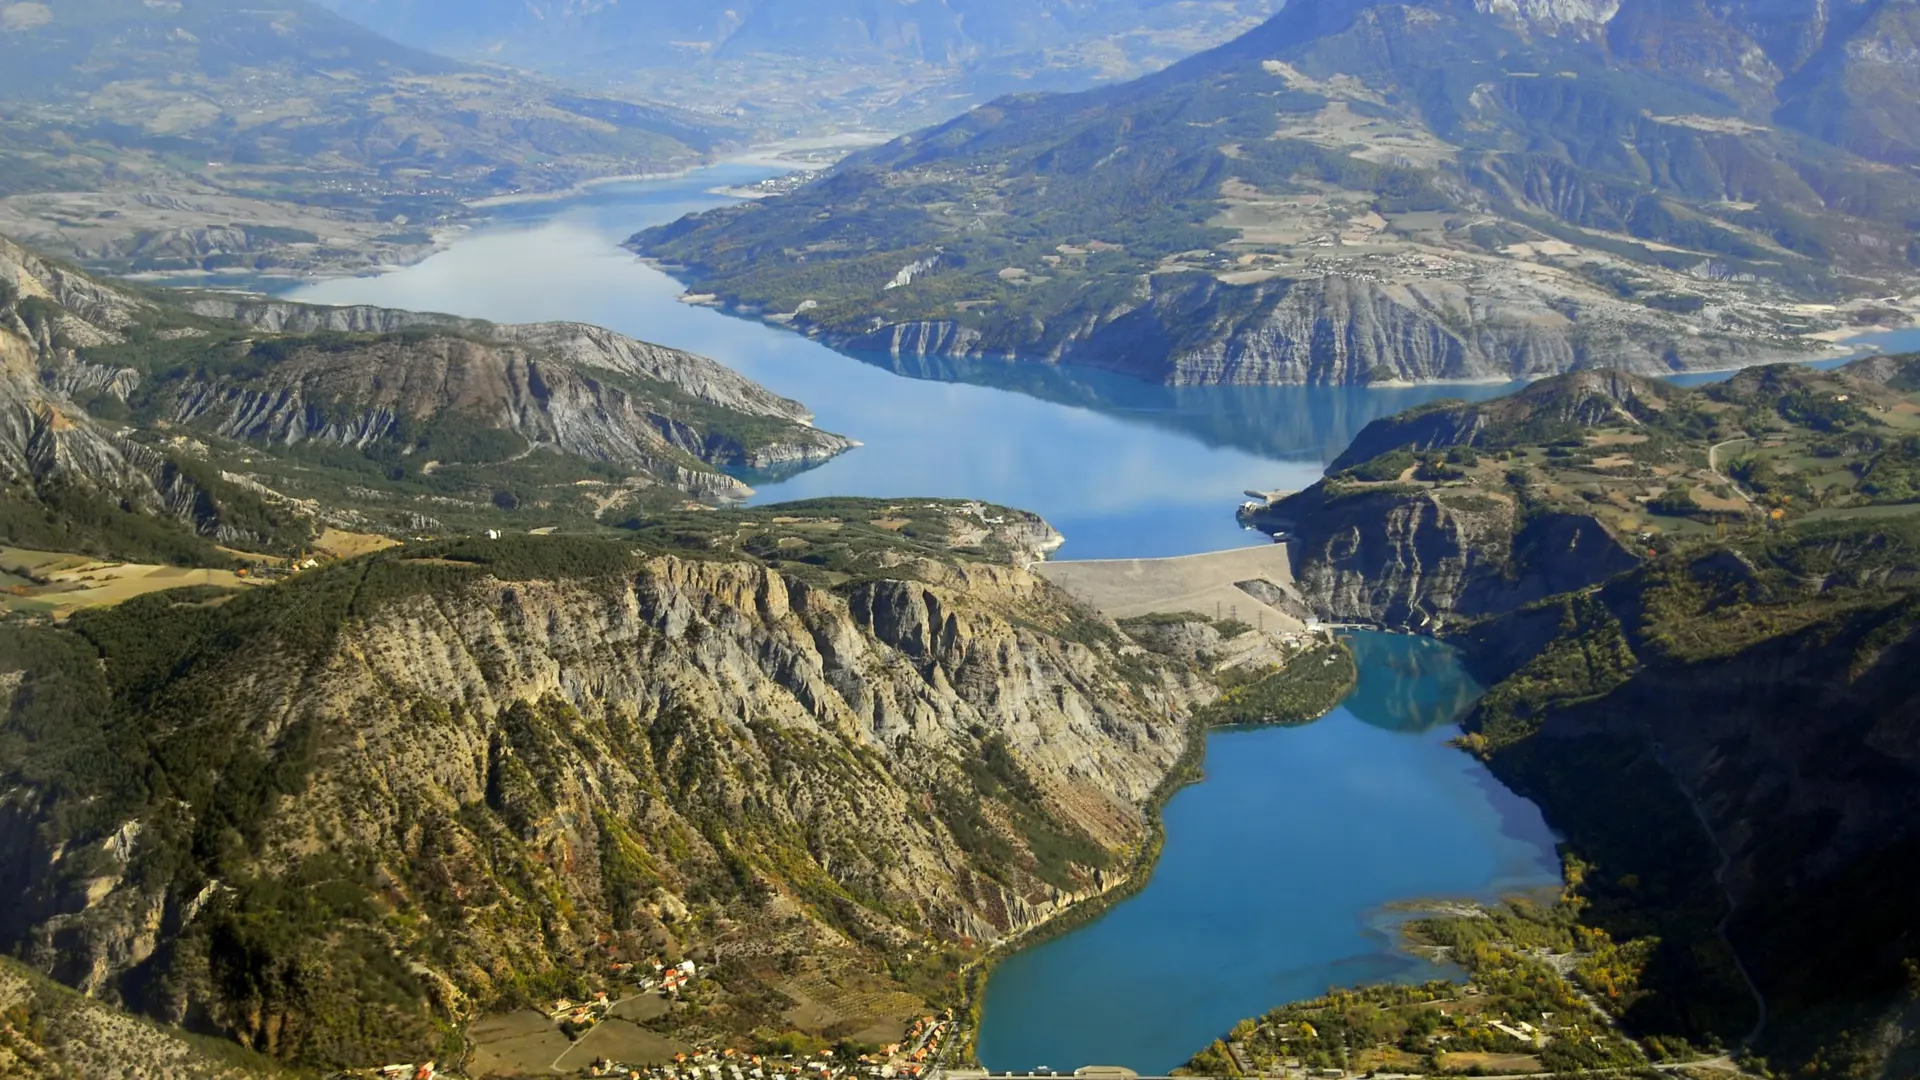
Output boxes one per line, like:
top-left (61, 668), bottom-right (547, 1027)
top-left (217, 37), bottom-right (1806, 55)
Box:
top-left (1341, 632), bottom-right (1485, 732)
top-left (850, 349), bottom-right (1523, 465)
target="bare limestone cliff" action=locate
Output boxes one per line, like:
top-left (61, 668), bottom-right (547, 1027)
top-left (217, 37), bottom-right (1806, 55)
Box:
top-left (1243, 371), bottom-right (1691, 627)
top-left (0, 530), bottom-right (1203, 1068)
top-left (836, 273), bottom-right (1800, 387)
top-left (1261, 482), bottom-right (1636, 628)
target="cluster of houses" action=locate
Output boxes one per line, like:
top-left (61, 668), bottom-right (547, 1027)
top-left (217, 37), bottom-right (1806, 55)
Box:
top-left (578, 1013), bottom-right (957, 1080)
top-left (895, 1014), bottom-right (953, 1071)
top-left (658, 959), bottom-right (699, 994)
top-left (551, 990), bottom-right (617, 1036)
top-left (553, 959), bottom-right (703, 1037)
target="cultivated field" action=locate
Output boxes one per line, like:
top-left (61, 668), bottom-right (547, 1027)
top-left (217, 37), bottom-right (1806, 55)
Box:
top-left (0, 548), bottom-right (260, 618)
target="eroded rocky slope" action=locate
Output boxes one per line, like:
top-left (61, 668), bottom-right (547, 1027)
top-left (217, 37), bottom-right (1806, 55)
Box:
top-left (0, 234), bottom-right (852, 560)
top-left (1245, 358), bottom-right (1920, 1077)
top-left (1263, 482), bottom-right (1637, 627)
top-left (1244, 371), bottom-right (1670, 626)
top-left (0, 956), bottom-right (289, 1079)
top-left (0, 525), bottom-right (1202, 1068)
top-left (1247, 363), bottom-right (1920, 628)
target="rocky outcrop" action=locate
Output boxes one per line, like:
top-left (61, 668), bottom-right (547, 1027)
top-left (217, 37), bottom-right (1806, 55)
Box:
top-left (0, 540), bottom-right (1203, 1066)
top-left (0, 234), bottom-right (855, 553)
top-left (1326, 369), bottom-right (1674, 470)
top-left (0, 235), bottom-right (151, 332)
top-left (0, 257), bottom-right (245, 543)
top-left (798, 270), bottom-right (1806, 386)
top-left (153, 335), bottom-right (835, 497)
top-left (0, 956), bottom-right (280, 1079)
top-left (168, 300), bottom-right (855, 482)
top-left (1251, 483), bottom-right (1638, 628)
top-left (844, 319), bottom-right (984, 360)
top-left (188, 296), bottom-right (827, 428)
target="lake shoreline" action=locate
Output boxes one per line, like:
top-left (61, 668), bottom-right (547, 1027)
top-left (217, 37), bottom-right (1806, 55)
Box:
top-left (626, 265), bottom-right (1909, 391)
top-left (955, 709), bottom-right (1210, 1065)
top-left (973, 632), bottom-right (1561, 1073)
top-left (962, 635), bottom-right (1363, 1063)
top-left (267, 173), bottom-right (1567, 1071)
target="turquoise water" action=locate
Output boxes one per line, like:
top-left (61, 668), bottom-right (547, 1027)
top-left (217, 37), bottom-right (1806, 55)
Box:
top-left (274, 166), bottom-right (1559, 1071)
top-left (279, 165), bottom-right (1519, 559)
top-left (974, 633), bottom-right (1560, 1075)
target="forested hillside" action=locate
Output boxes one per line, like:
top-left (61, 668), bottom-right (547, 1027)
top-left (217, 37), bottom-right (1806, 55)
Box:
top-left (1208, 355), bottom-right (1920, 1079)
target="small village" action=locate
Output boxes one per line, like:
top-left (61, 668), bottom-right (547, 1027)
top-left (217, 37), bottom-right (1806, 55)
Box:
top-left (578, 1013), bottom-right (959, 1080)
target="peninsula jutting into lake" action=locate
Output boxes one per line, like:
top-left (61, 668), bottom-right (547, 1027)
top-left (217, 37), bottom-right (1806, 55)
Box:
top-left (1, 3), bottom-right (1918, 1079)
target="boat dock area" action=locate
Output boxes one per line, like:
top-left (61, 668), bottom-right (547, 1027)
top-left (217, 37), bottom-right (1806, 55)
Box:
top-left (1035, 543), bottom-right (1306, 633)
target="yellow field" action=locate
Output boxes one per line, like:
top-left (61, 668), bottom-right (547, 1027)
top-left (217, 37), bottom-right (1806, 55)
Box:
top-left (313, 528), bottom-right (402, 559)
top-left (1439, 1051), bottom-right (1544, 1073)
top-left (0, 547), bottom-right (263, 618)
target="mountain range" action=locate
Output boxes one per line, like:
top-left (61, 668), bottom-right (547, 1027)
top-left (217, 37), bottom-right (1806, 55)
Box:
top-left (0, 0), bottom-right (734, 277)
top-left (308, 0), bottom-right (1289, 127)
top-left (632, 0), bottom-right (1920, 385)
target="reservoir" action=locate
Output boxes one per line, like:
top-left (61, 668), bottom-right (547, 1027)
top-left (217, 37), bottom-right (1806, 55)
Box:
top-left (281, 164), bottom-right (1520, 559)
top-left (974, 633), bottom-right (1560, 1075)
top-left (279, 165), bottom-right (1562, 1070)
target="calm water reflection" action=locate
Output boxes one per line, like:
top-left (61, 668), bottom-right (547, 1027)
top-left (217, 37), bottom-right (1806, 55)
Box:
top-left (262, 166), bottom-right (1798, 1072)
top-left (278, 165), bottom-right (1517, 558)
top-left (975, 633), bottom-right (1560, 1074)
top-left (1343, 632), bottom-right (1489, 733)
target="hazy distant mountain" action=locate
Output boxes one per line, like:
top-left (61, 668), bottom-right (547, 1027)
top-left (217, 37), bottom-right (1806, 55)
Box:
top-left (316, 0), bottom-right (1252, 63)
top-left (632, 0), bottom-right (1920, 385)
top-left (0, 0), bottom-right (735, 275)
top-left (309, 0), bottom-right (1289, 125)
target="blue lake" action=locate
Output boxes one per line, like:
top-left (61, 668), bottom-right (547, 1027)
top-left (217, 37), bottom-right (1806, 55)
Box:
top-left (279, 164), bottom-right (1519, 559)
top-left (271, 163), bottom-right (1903, 1072)
top-left (974, 633), bottom-right (1560, 1075)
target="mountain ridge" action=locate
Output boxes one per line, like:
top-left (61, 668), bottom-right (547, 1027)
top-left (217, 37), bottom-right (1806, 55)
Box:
top-left (631, 0), bottom-right (1920, 385)
top-left (0, 520), bottom-right (1204, 1068)
top-left (0, 233), bottom-right (853, 562)
top-left (1207, 357), bottom-right (1920, 1077)
top-left (0, 0), bottom-right (738, 278)
top-left (309, 0), bottom-right (1290, 129)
